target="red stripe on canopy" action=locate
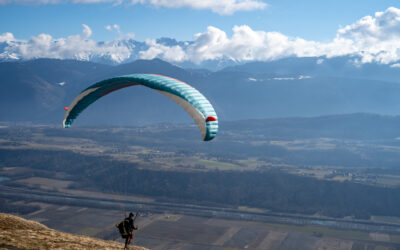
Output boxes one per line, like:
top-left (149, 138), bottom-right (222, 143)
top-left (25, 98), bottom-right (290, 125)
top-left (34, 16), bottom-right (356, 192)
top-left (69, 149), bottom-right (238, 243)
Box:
top-left (206, 116), bottom-right (217, 122)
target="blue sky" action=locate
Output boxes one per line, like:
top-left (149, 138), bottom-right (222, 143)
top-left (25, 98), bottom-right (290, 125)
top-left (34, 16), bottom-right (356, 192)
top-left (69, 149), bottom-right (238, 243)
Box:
top-left (1, 0), bottom-right (398, 42)
top-left (1, 0), bottom-right (400, 65)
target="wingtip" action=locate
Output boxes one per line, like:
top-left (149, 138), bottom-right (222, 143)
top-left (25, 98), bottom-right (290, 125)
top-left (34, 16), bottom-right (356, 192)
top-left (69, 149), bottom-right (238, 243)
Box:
top-left (62, 119), bottom-right (71, 128)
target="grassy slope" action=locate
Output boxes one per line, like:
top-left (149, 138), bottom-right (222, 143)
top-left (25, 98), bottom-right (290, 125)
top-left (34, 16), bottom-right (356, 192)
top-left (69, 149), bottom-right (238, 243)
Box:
top-left (0, 213), bottom-right (148, 250)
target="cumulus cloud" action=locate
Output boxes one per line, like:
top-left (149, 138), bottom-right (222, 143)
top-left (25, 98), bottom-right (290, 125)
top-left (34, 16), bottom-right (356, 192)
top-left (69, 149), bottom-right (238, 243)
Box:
top-left (0, 24), bottom-right (132, 63)
top-left (139, 39), bottom-right (186, 62)
top-left (181, 7), bottom-right (400, 64)
top-left (185, 25), bottom-right (320, 63)
top-left (338, 7), bottom-right (400, 41)
top-left (3, 7), bottom-right (400, 66)
top-left (0, 32), bottom-right (16, 43)
top-left (333, 7), bottom-right (400, 64)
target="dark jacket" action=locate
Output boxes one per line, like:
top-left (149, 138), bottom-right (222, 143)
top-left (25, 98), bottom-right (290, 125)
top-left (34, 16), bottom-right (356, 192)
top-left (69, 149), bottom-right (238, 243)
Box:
top-left (124, 216), bottom-right (136, 233)
top-left (118, 216), bottom-right (137, 238)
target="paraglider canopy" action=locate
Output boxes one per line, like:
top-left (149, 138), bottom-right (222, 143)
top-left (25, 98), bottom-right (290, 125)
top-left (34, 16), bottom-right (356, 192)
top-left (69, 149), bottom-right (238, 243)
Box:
top-left (63, 74), bottom-right (218, 141)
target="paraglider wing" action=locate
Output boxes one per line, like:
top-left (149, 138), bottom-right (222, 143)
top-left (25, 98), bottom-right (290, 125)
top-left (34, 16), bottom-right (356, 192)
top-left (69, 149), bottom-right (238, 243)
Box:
top-left (63, 74), bottom-right (218, 141)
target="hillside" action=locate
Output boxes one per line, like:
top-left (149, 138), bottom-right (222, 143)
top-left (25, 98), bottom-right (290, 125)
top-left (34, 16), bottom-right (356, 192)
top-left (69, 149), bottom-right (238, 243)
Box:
top-left (0, 213), bottom-right (148, 250)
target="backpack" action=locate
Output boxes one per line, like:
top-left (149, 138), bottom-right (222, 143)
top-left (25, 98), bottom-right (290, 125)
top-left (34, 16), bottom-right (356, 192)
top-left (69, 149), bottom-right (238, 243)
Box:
top-left (116, 219), bottom-right (129, 238)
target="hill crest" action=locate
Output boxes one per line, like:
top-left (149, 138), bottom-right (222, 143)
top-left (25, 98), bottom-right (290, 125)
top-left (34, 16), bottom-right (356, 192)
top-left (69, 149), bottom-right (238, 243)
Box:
top-left (0, 213), bottom-right (148, 250)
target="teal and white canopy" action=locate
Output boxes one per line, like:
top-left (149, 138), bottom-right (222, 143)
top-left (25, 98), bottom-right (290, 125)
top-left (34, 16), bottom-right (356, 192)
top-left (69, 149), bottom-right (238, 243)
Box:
top-left (63, 74), bottom-right (218, 141)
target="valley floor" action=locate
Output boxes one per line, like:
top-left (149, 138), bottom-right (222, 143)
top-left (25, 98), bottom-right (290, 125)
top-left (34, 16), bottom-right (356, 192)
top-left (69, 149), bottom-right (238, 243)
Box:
top-left (3, 182), bottom-right (400, 250)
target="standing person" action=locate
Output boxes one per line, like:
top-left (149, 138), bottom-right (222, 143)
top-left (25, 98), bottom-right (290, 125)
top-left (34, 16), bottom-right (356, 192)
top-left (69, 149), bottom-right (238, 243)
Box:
top-left (117, 212), bottom-right (138, 249)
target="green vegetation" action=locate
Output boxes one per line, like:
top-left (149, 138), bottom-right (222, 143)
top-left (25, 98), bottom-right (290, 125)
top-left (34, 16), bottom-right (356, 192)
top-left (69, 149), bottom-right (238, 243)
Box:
top-left (263, 222), bottom-right (371, 241)
top-left (0, 198), bottom-right (40, 215)
top-left (197, 159), bottom-right (240, 170)
top-left (374, 246), bottom-right (390, 250)
top-left (3, 116), bottom-right (400, 219)
top-left (376, 175), bottom-right (400, 187)
top-left (2, 146), bottom-right (400, 219)
top-left (390, 234), bottom-right (400, 243)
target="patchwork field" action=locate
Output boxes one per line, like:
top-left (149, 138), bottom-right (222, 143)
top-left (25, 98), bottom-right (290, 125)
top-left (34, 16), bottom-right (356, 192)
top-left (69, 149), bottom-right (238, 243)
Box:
top-left (3, 124), bottom-right (400, 249)
top-left (15, 203), bottom-right (400, 250)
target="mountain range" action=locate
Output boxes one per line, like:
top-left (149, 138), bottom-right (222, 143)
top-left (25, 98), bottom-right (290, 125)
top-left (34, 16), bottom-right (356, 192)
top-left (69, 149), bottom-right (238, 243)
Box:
top-left (0, 37), bottom-right (238, 70)
top-left (2, 56), bottom-right (400, 126)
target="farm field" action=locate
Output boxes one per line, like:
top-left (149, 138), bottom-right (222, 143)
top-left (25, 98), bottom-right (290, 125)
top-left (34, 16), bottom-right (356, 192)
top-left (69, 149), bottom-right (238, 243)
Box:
top-left (2, 175), bottom-right (400, 250)
top-left (13, 202), bottom-right (400, 250)
top-left (2, 121), bottom-right (400, 249)
top-left (2, 124), bottom-right (400, 188)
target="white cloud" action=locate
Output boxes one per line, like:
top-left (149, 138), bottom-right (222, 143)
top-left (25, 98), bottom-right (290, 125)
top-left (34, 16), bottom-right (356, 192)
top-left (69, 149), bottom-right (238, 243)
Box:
top-left (390, 63), bottom-right (400, 68)
top-left (0, 32), bottom-right (16, 43)
top-left (272, 77), bottom-right (294, 81)
top-left (338, 7), bottom-right (400, 41)
top-left (181, 7), bottom-right (400, 65)
top-left (0, 0), bottom-right (57, 3)
top-left (0, 0), bottom-right (267, 14)
top-left (270, 76), bottom-right (311, 81)
top-left (332, 7), bottom-right (400, 64)
top-left (185, 25), bottom-right (319, 63)
top-left (106, 24), bottom-right (120, 33)
top-left (0, 0), bottom-right (118, 3)
top-left (131, 0), bottom-right (267, 15)
top-left (0, 24), bottom-right (132, 63)
top-left (105, 24), bottom-right (134, 40)
top-left (81, 24), bottom-right (92, 38)
top-left (3, 7), bottom-right (400, 66)
top-left (139, 39), bottom-right (186, 62)
top-left (73, 0), bottom-right (117, 3)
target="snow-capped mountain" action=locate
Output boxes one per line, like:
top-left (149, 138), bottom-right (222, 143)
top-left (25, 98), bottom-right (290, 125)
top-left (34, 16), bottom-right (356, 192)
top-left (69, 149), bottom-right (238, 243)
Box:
top-left (0, 36), bottom-right (239, 70)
